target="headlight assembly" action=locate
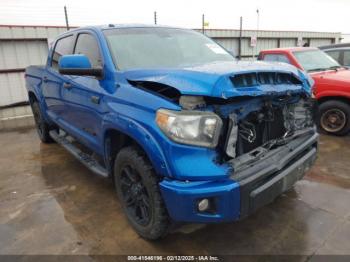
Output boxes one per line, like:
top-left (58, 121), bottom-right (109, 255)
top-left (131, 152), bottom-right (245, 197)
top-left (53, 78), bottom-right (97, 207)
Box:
top-left (156, 109), bottom-right (223, 148)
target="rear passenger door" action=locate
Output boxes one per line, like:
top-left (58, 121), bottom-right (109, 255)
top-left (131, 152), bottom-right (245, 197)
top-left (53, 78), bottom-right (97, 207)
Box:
top-left (42, 35), bottom-right (74, 122)
top-left (60, 31), bottom-right (105, 153)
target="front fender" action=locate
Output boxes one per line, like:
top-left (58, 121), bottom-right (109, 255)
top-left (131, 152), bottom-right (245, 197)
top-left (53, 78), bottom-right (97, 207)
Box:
top-left (102, 112), bottom-right (171, 177)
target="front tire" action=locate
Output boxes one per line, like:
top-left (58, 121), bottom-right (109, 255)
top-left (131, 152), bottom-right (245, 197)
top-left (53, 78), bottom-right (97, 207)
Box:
top-left (31, 101), bottom-right (54, 143)
top-left (114, 146), bottom-right (170, 240)
top-left (319, 100), bottom-right (350, 136)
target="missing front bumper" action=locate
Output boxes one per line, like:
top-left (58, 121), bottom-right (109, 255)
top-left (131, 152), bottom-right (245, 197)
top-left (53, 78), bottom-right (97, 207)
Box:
top-left (233, 132), bottom-right (318, 218)
top-left (159, 132), bottom-right (318, 223)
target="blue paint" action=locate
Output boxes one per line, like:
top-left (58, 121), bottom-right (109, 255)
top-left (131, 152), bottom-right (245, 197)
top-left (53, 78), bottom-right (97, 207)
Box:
top-left (25, 25), bottom-right (314, 223)
top-left (123, 61), bottom-right (312, 98)
top-left (59, 54), bottom-right (92, 69)
top-left (160, 179), bottom-right (240, 222)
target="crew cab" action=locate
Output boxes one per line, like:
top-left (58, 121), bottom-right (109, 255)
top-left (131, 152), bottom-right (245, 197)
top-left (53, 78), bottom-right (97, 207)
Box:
top-left (319, 43), bottom-right (350, 68)
top-left (25, 25), bottom-right (318, 239)
top-left (259, 47), bottom-right (350, 135)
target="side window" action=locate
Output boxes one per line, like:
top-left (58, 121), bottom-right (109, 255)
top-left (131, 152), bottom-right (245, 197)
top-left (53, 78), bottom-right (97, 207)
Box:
top-left (74, 33), bottom-right (102, 68)
top-left (343, 51), bottom-right (350, 66)
top-left (263, 54), bottom-right (291, 64)
top-left (51, 35), bottom-right (74, 70)
top-left (326, 50), bottom-right (341, 63)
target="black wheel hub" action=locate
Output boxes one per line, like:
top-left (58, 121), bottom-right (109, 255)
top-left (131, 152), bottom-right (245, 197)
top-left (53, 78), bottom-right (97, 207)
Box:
top-left (120, 165), bottom-right (151, 226)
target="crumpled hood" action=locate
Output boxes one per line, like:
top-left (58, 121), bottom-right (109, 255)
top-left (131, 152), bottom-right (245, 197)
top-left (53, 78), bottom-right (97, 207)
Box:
top-left (123, 61), bottom-right (311, 98)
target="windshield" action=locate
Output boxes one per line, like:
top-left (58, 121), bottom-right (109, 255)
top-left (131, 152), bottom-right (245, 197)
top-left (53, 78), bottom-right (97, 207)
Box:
top-left (103, 27), bottom-right (235, 70)
top-left (293, 49), bottom-right (340, 72)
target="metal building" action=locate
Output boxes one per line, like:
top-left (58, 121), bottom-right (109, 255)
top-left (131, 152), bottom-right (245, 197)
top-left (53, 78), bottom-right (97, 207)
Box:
top-left (201, 29), bottom-right (341, 60)
top-left (0, 25), bottom-right (68, 129)
top-left (342, 33), bottom-right (350, 42)
top-left (0, 25), bottom-right (342, 130)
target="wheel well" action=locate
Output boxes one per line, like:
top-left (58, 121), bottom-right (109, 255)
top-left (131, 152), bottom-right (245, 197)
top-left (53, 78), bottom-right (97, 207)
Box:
top-left (318, 96), bottom-right (350, 105)
top-left (104, 129), bottom-right (146, 177)
top-left (28, 91), bottom-right (37, 105)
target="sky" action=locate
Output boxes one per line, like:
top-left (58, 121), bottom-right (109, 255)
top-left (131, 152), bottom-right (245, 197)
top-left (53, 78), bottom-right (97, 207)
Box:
top-left (0, 0), bottom-right (349, 34)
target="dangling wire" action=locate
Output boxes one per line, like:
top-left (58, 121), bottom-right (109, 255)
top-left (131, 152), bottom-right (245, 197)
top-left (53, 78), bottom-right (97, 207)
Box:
top-left (239, 120), bottom-right (256, 143)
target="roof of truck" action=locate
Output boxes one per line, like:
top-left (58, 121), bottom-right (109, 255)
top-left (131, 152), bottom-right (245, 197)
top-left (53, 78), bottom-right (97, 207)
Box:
top-left (319, 42), bottom-right (350, 50)
top-left (68, 24), bottom-right (183, 32)
top-left (260, 47), bottom-right (319, 53)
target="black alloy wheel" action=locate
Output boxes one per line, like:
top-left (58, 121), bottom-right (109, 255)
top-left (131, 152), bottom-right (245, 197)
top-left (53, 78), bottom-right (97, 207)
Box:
top-left (114, 146), bottom-right (170, 240)
top-left (120, 164), bottom-right (151, 226)
top-left (113, 146), bottom-right (171, 240)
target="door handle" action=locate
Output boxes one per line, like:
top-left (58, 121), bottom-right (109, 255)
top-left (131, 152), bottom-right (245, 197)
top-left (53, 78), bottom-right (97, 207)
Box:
top-left (63, 82), bottom-right (72, 89)
top-left (43, 76), bottom-right (48, 83)
top-left (91, 96), bottom-right (100, 104)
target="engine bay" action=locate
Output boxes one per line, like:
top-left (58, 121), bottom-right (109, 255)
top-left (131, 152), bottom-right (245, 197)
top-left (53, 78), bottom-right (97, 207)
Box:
top-left (227, 96), bottom-right (315, 158)
top-left (180, 94), bottom-right (316, 164)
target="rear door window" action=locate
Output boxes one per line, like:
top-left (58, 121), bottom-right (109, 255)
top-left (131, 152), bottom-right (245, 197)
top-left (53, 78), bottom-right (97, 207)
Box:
top-left (343, 51), bottom-right (350, 66)
top-left (51, 35), bottom-right (74, 70)
top-left (262, 54), bottom-right (291, 64)
top-left (326, 50), bottom-right (341, 64)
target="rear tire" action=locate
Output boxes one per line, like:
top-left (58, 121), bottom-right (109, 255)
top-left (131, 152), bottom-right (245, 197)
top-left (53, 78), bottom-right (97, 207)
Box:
top-left (318, 100), bottom-right (350, 136)
top-left (31, 101), bottom-right (55, 143)
top-left (113, 146), bottom-right (170, 240)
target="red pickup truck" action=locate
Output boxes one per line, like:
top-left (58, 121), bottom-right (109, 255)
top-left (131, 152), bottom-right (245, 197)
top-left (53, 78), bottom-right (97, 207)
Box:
top-left (259, 47), bottom-right (350, 135)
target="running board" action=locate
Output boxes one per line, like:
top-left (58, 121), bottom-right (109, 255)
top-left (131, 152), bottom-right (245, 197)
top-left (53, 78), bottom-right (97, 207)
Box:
top-left (49, 130), bottom-right (108, 177)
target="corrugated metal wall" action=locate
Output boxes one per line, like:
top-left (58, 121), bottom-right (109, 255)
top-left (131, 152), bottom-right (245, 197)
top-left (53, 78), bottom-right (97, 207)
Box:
top-left (0, 26), bottom-right (342, 126)
top-left (0, 25), bottom-right (68, 127)
top-left (0, 27), bottom-right (67, 101)
top-left (202, 29), bottom-right (341, 60)
top-left (342, 34), bottom-right (350, 42)
top-left (0, 40), bottom-right (48, 106)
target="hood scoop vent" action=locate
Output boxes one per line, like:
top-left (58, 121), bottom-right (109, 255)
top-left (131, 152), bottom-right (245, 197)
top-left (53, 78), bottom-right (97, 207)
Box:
top-left (230, 72), bottom-right (302, 88)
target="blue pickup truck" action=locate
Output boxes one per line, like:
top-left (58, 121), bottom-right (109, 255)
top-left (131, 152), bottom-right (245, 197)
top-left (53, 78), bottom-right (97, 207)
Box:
top-left (25, 24), bottom-right (318, 239)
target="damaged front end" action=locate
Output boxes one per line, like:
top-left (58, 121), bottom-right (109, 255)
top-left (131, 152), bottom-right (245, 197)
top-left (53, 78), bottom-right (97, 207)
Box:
top-left (154, 68), bottom-right (318, 222)
top-left (127, 65), bottom-right (317, 181)
top-left (173, 92), bottom-right (317, 165)
top-left (159, 91), bottom-right (318, 222)
top-left (213, 95), bottom-right (317, 170)
top-left (178, 93), bottom-right (317, 171)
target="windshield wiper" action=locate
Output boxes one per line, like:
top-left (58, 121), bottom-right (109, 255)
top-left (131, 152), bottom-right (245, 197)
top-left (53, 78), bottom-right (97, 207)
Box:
top-left (308, 68), bottom-right (329, 72)
top-left (309, 66), bottom-right (343, 72)
top-left (328, 65), bottom-right (344, 71)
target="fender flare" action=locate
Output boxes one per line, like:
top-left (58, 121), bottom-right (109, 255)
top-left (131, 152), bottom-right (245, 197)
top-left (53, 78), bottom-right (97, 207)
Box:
top-left (102, 112), bottom-right (171, 178)
top-left (27, 77), bottom-right (52, 123)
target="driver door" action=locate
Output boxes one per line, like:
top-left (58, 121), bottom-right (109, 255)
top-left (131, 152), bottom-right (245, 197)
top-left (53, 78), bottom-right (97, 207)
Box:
top-left (60, 32), bottom-right (105, 153)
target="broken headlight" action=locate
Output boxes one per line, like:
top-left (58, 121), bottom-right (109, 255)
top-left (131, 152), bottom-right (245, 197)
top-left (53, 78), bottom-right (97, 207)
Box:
top-left (225, 113), bottom-right (238, 158)
top-left (156, 109), bottom-right (223, 148)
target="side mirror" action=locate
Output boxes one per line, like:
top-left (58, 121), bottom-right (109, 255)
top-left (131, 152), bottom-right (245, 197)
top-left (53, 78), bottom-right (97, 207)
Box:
top-left (58, 54), bottom-right (103, 78)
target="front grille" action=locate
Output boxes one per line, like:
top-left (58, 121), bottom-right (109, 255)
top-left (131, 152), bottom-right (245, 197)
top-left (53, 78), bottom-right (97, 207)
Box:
top-left (231, 72), bottom-right (302, 88)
